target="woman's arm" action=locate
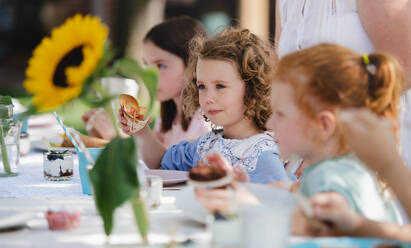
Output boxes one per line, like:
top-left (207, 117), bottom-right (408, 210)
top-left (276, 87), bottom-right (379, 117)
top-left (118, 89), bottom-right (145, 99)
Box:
top-left (274, 0), bottom-right (282, 58)
top-left (309, 192), bottom-right (411, 242)
top-left (352, 219), bottom-right (411, 241)
top-left (380, 156), bottom-right (411, 221)
top-left (358, 0), bottom-right (411, 91)
top-left (338, 109), bottom-right (411, 218)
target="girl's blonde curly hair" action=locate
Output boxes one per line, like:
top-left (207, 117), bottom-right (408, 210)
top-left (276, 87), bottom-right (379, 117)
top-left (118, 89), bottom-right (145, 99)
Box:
top-left (182, 27), bottom-right (275, 131)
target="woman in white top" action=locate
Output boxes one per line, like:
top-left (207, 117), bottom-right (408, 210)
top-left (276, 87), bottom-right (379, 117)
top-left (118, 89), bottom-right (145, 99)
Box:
top-left (276, 0), bottom-right (374, 57)
top-left (275, 0), bottom-right (411, 169)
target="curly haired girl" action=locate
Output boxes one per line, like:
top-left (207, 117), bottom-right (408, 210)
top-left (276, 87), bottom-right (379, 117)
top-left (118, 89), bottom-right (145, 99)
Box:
top-left (159, 27), bottom-right (291, 183)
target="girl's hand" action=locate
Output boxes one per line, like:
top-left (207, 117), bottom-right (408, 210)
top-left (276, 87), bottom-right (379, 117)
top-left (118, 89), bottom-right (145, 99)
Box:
top-left (82, 109), bottom-right (116, 140)
top-left (118, 108), bottom-right (151, 136)
top-left (205, 152), bottom-right (250, 182)
top-left (337, 109), bottom-right (399, 174)
top-left (195, 183), bottom-right (259, 213)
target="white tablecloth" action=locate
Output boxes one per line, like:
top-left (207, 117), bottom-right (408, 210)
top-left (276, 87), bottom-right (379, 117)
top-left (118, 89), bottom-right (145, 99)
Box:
top-left (0, 150), bottom-right (209, 247)
top-left (1, 115), bottom-right (85, 198)
top-left (2, 117), bottom-right (393, 247)
top-left (0, 152), bottom-right (83, 198)
top-left (0, 194), bottom-right (209, 248)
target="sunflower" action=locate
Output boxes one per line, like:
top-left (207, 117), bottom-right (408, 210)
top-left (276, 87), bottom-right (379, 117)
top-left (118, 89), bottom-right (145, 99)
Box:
top-left (23, 14), bottom-right (108, 111)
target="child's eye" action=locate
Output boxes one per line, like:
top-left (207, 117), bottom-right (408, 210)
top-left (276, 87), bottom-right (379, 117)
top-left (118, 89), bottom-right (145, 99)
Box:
top-left (157, 63), bottom-right (166, 70)
top-left (216, 84), bottom-right (225, 89)
top-left (197, 84), bottom-right (205, 90)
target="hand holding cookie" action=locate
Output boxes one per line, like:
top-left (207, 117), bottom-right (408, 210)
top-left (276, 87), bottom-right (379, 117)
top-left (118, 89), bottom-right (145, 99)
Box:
top-left (119, 94), bottom-right (149, 135)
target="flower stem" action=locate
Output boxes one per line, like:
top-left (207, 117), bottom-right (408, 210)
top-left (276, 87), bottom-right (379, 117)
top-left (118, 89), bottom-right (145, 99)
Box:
top-left (93, 79), bottom-right (120, 137)
top-left (131, 193), bottom-right (149, 243)
top-left (0, 126), bottom-right (12, 174)
top-left (104, 102), bottom-right (120, 137)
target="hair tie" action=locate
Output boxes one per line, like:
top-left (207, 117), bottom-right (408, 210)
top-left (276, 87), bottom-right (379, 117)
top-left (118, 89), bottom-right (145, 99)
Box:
top-left (362, 54), bottom-right (370, 65)
top-left (362, 54), bottom-right (376, 75)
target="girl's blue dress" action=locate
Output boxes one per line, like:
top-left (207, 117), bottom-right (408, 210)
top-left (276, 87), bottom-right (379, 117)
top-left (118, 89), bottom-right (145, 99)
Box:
top-left (161, 131), bottom-right (292, 183)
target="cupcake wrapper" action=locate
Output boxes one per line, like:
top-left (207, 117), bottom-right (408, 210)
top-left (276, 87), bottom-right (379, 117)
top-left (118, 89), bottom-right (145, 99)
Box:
top-left (188, 174), bottom-right (233, 189)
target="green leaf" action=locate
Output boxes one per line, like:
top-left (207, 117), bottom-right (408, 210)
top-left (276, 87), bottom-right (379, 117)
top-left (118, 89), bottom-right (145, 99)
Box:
top-left (113, 57), bottom-right (158, 115)
top-left (81, 95), bottom-right (116, 109)
top-left (89, 136), bottom-right (140, 236)
top-left (99, 67), bottom-right (117, 78)
top-left (99, 43), bottom-right (117, 70)
top-left (50, 150), bottom-right (69, 155)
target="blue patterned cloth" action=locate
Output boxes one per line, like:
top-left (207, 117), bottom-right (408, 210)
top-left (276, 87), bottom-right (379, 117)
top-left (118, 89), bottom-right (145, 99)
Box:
top-left (161, 131), bottom-right (292, 183)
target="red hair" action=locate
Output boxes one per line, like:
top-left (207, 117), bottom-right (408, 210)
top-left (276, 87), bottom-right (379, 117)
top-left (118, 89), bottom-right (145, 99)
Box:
top-left (273, 43), bottom-right (404, 194)
top-left (273, 43), bottom-right (403, 121)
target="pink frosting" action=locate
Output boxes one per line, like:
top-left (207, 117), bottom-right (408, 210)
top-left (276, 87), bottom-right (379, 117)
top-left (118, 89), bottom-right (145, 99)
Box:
top-left (46, 211), bottom-right (81, 230)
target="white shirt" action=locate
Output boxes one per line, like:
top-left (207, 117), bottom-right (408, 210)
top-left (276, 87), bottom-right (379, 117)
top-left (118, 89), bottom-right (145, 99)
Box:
top-left (278, 0), bottom-right (374, 58)
top-left (278, 0), bottom-right (411, 171)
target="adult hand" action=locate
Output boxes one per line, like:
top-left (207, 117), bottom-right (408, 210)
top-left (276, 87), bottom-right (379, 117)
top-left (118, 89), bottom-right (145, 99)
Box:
top-left (309, 192), bottom-right (362, 236)
top-left (82, 109), bottom-right (116, 140)
top-left (195, 182), bottom-right (259, 213)
top-left (337, 108), bottom-right (399, 174)
top-left (205, 152), bottom-right (250, 182)
top-left (292, 205), bottom-right (331, 236)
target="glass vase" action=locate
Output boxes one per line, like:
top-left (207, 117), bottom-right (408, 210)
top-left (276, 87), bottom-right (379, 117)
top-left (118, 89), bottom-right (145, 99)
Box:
top-left (0, 119), bottom-right (20, 176)
top-left (0, 104), bottom-right (13, 119)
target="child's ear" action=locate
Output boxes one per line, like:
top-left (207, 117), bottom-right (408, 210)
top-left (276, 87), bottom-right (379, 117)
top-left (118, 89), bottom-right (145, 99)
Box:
top-left (317, 110), bottom-right (337, 141)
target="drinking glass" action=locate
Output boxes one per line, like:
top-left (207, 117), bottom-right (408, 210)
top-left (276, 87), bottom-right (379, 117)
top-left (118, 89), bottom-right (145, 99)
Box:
top-left (43, 151), bottom-right (73, 181)
top-left (0, 119), bottom-right (20, 176)
top-left (147, 175), bottom-right (163, 208)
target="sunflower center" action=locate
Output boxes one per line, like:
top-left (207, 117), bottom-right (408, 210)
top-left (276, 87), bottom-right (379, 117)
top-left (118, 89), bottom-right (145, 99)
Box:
top-left (53, 46), bottom-right (84, 87)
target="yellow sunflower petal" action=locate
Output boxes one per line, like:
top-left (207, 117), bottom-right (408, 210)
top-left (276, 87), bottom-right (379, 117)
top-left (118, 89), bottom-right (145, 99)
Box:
top-left (23, 14), bottom-right (108, 112)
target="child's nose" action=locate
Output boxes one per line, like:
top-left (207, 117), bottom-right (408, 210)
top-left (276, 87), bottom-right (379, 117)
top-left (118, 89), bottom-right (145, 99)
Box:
top-left (204, 90), bottom-right (216, 104)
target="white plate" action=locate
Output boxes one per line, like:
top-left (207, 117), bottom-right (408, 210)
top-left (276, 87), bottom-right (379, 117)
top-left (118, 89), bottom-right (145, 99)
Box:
top-left (0, 210), bottom-right (35, 230)
top-left (31, 140), bottom-right (77, 153)
top-left (145, 169), bottom-right (188, 187)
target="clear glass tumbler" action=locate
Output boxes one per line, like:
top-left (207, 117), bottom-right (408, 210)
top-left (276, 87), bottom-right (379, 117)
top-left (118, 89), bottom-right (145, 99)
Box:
top-left (0, 119), bottom-right (20, 176)
top-left (147, 175), bottom-right (163, 208)
top-left (43, 151), bottom-right (74, 181)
